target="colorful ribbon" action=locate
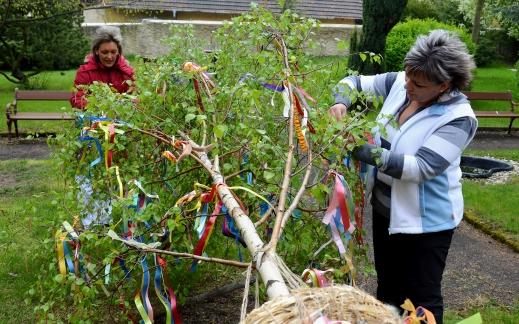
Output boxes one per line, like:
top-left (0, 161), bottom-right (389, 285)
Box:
top-left (322, 171), bottom-right (356, 258)
top-left (302, 268), bottom-right (332, 288)
top-left (402, 299), bottom-right (437, 324)
top-left (157, 255), bottom-right (182, 323)
top-left (191, 201), bottom-right (222, 271)
top-left (134, 244), bottom-right (154, 323)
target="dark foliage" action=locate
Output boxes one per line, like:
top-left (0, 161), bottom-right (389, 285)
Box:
top-left (0, 0), bottom-right (89, 85)
top-left (348, 0), bottom-right (407, 75)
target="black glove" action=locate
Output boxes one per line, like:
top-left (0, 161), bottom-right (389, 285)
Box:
top-left (352, 143), bottom-right (382, 167)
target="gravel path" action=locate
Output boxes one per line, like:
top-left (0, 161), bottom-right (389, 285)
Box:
top-left (0, 137), bottom-right (51, 160)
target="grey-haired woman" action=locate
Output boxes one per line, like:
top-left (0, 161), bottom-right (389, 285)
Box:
top-left (70, 25), bottom-right (135, 109)
top-left (330, 29), bottom-right (477, 323)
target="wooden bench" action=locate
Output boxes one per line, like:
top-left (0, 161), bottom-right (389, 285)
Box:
top-left (463, 91), bottom-right (518, 134)
top-left (5, 89), bottom-right (75, 140)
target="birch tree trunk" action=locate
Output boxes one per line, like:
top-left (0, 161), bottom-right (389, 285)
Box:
top-left (188, 139), bottom-right (291, 299)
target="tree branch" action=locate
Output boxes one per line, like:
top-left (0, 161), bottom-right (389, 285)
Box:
top-left (125, 245), bottom-right (252, 269)
top-left (279, 148), bottom-right (313, 234)
top-left (0, 71), bottom-right (20, 83)
top-left (268, 34), bottom-right (295, 252)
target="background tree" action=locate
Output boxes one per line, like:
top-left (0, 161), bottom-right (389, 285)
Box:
top-left (348, 0), bottom-right (407, 74)
top-left (489, 0), bottom-right (519, 40)
top-left (471, 0), bottom-right (485, 43)
top-left (0, 0), bottom-right (89, 86)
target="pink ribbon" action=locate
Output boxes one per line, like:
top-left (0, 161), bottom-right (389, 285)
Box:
top-left (323, 172), bottom-right (356, 255)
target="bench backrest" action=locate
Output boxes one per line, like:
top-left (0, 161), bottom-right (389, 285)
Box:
top-left (463, 91), bottom-right (512, 101)
top-left (15, 90), bottom-right (72, 101)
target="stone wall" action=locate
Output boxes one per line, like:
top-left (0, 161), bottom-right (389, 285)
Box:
top-left (83, 20), bottom-right (359, 58)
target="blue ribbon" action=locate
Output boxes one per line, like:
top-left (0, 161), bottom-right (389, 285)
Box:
top-left (138, 237), bottom-right (152, 319)
top-left (119, 258), bottom-right (131, 280)
top-left (63, 241), bottom-right (76, 274)
top-left (196, 203), bottom-right (209, 239)
top-left (78, 135), bottom-right (104, 168)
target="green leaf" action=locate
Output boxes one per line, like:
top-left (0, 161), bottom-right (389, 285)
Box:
top-left (185, 113), bottom-right (196, 123)
top-left (53, 274), bottom-right (64, 283)
top-left (337, 39), bottom-right (348, 51)
top-left (263, 171), bottom-right (275, 181)
top-left (223, 163), bottom-right (233, 173)
top-left (167, 219), bottom-right (176, 231)
top-left (214, 124), bottom-right (228, 138)
top-left (196, 114), bottom-right (207, 123)
top-left (359, 52), bottom-right (367, 62)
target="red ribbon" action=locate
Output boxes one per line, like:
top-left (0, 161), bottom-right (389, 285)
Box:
top-left (191, 201), bottom-right (222, 270)
top-left (157, 255), bottom-right (182, 324)
top-left (193, 78), bottom-right (205, 112)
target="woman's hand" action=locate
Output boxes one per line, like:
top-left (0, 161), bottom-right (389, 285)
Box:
top-left (328, 103), bottom-right (348, 121)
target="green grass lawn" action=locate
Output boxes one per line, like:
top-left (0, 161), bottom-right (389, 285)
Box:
top-left (445, 302), bottom-right (519, 324)
top-left (463, 149), bottom-right (519, 243)
top-left (0, 159), bottom-right (62, 322)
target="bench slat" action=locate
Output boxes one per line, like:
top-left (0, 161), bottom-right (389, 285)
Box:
top-left (9, 112), bottom-right (75, 120)
top-left (15, 90), bottom-right (72, 101)
top-left (462, 91), bottom-right (517, 134)
top-left (475, 111), bottom-right (519, 117)
top-left (463, 91), bottom-right (512, 101)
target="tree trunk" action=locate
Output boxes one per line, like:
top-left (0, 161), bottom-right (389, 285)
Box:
top-left (349, 0), bottom-right (407, 74)
top-left (472, 0), bottom-right (485, 44)
top-left (187, 140), bottom-right (291, 300)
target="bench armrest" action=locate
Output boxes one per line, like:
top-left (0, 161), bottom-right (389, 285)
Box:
top-left (512, 100), bottom-right (517, 112)
top-left (5, 100), bottom-right (16, 116)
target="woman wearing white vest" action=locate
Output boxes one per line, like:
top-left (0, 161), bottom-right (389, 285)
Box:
top-left (330, 30), bottom-right (477, 323)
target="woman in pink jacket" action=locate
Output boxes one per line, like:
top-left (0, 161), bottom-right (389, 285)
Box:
top-left (70, 25), bottom-right (135, 109)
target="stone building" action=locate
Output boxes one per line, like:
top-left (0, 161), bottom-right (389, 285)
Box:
top-left (82, 0), bottom-right (363, 57)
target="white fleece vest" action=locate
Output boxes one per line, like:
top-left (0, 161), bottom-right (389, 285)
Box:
top-left (372, 72), bottom-right (477, 234)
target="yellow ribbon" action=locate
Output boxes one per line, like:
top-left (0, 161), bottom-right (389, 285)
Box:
top-left (109, 166), bottom-right (124, 198)
top-left (134, 288), bottom-right (152, 324)
top-left (228, 186), bottom-right (275, 211)
top-left (55, 230), bottom-right (67, 275)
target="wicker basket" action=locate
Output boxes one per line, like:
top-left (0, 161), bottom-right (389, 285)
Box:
top-left (244, 285), bottom-right (401, 324)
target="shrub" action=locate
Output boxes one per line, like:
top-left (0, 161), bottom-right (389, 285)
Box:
top-left (402, 0), bottom-right (438, 20)
top-left (385, 18), bottom-right (475, 72)
top-left (475, 29), bottom-right (519, 66)
top-left (475, 35), bottom-right (498, 67)
top-left (22, 72), bottom-right (50, 90)
top-left (402, 0), bottom-right (469, 27)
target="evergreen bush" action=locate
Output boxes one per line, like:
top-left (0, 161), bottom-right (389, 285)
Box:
top-left (385, 18), bottom-right (475, 72)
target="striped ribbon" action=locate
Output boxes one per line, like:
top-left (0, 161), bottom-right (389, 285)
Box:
top-left (191, 201), bottom-right (222, 271)
top-left (154, 254), bottom-right (172, 323)
top-left (322, 171), bottom-right (356, 257)
top-left (134, 250), bottom-right (153, 323)
top-left (155, 255), bottom-right (182, 323)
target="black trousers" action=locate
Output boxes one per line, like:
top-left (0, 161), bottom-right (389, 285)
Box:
top-left (372, 210), bottom-right (454, 324)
